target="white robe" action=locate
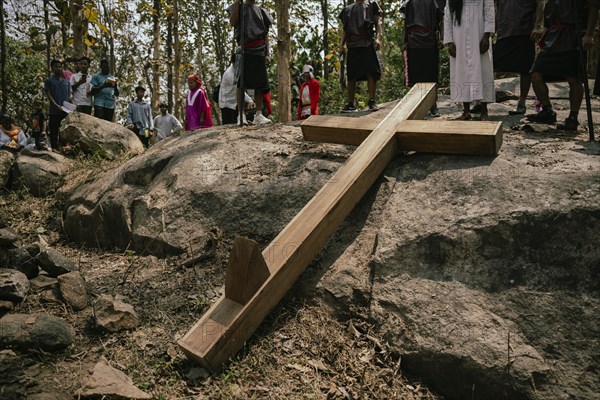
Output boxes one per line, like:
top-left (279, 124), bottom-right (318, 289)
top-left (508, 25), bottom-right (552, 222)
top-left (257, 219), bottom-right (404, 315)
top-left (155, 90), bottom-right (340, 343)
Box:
top-left (443, 0), bottom-right (495, 103)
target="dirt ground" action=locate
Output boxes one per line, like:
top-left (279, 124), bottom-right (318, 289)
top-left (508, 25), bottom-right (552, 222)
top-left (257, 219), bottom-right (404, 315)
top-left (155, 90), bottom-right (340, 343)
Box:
top-left (1, 79), bottom-right (599, 399)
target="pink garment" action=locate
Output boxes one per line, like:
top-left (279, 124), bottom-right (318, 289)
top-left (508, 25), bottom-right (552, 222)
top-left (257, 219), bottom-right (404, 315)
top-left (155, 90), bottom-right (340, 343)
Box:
top-left (185, 87), bottom-right (213, 131)
top-left (62, 70), bottom-right (73, 81)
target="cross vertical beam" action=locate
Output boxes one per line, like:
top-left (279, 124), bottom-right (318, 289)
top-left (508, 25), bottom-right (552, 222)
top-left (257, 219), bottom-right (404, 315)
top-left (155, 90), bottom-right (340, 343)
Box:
top-left (178, 83), bottom-right (438, 371)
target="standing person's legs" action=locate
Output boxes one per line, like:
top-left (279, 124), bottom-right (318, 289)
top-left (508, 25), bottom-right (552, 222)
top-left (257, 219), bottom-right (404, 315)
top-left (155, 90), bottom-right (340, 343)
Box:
top-left (221, 108), bottom-right (237, 125)
top-left (528, 72), bottom-right (557, 124)
top-left (76, 105), bottom-right (92, 114)
top-left (48, 113), bottom-right (65, 150)
top-left (557, 76), bottom-right (584, 130)
top-left (347, 80), bottom-right (357, 104)
top-left (518, 73), bottom-right (532, 104)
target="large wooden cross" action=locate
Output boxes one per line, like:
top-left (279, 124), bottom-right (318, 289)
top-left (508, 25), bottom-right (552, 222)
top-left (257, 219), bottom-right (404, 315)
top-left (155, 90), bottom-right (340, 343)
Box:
top-left (178, 83), bottom-right (502, 371)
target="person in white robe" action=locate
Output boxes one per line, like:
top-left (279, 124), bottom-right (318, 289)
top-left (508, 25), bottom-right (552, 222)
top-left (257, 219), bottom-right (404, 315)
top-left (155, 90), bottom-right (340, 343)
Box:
top-left (444, 0), bottom-right (495, 120)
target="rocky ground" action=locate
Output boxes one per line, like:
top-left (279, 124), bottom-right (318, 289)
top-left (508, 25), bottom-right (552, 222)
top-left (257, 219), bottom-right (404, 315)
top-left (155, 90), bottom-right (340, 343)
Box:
top-left (0, 78), bottom-right (598, 399)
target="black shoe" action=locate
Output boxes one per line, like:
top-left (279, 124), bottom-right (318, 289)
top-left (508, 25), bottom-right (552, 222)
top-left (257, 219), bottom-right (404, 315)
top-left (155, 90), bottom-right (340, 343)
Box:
top-left (526, 109), bottom-right (557, 124)
top-left (508, 103), bottom-right (526, 115)
top-left (341, 102), bottom-right (358, 113)
top-left (368, 98), bottom-right (379, 112)
top-left (429, 105), bottom-right (441, 117)
top-left (557, 116), bottom-right (579, 131)
top-left (470, 102), bottom-right (482, 113)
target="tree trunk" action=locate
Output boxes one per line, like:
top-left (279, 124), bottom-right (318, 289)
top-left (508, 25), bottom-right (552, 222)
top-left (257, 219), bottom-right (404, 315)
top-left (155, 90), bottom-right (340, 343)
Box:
top-left (173, 0), bottom-right (182, 120)
top-left (320, 0), bottom-right (329, 80)
top-left (70, 0), bottom-right (86, 56)
top-left (0, 0), bottom-right (6, 114)
top-left (151, 0), bottom-right (161, 112)
top-left (43, 0), bottom-right (51, 69)
top-left (196, 6), bottom-right (203, 73)
top-left (101, 0), bottom-right (116, 73)
top-left (276, 0), bottom-right (291, 123)
top-left (167, 10), bottom-right (174, 111)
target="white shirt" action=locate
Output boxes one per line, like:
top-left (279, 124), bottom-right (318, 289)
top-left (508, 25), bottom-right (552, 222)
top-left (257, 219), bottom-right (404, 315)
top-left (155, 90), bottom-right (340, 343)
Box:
top-left (218, 64), bottom-right (253, 110)
top-left (70, 72), bottom-right (93, 106)
top-left (153, 113), bottom-right (183, 140)
top-left (301, 85), bottom-right (311, 117)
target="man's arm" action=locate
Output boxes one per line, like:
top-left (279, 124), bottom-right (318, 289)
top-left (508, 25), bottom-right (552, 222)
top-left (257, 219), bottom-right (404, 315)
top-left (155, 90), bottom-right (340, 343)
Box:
top-left (172, 115), bottom-right (183, 133)
top-left (374, 14), bottom-right (382, 50)
top-left (45, 89), bottom-right (60, 110)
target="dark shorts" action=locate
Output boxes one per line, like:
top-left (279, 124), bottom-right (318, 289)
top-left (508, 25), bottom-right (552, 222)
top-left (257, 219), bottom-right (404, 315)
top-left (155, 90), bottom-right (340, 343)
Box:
top-left (235, 53), bottom-right (270, 91)
top-left (347, 46), bottom-right (381, 82)
top-left (76, 105), bottom-right (93, 114)
top-left (493, 35), bottom-right (536, 74)
top-left (405, 47), bottom-right (439, 85)
top-left (530, 50), bottom-right (584, 82)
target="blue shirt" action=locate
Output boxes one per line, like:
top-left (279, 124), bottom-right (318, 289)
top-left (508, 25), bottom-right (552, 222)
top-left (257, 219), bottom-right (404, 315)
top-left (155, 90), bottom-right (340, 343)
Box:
top-left (44, 75), bottom-right (72, 115)
top-left (91, 72), bottom-right (118, 109)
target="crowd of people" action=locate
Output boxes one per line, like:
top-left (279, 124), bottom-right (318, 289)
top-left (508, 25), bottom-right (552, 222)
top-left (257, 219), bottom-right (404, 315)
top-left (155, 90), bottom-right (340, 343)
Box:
top-left (1, 0), bottom-right (598, 155)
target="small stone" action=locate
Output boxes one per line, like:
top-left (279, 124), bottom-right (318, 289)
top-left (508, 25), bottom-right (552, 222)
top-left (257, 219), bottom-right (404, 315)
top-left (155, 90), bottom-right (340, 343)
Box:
top-left (0, 227), bottom-right (20, 247)
top-left (37, 247), bottom-right (77, 277)
top-left (93, 294), bottom-right (139, 332)
top-left (79, 357), bottom-right (152, 399)
top-left (58, 271), bottom-right (88, 310)
top-left (0, 268), bottom-right (30, 302)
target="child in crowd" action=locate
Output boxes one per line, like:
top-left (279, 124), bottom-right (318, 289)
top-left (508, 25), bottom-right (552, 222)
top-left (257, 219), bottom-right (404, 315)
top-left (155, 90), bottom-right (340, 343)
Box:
top-left (29, 100), bottom-right (49, 150)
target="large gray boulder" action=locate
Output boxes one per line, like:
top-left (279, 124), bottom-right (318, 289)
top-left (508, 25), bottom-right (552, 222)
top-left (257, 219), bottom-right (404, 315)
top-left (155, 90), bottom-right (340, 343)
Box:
top-left (314, 120), bottom-right (600, 399)
top-left (0, 150), bottom-right (14, 188)
top-left (62, 125), bottom-right (346, 256)
top-left (0, 313), bottom-right (75, 352)
top-left (11, 149), bottom-right (72, 197)
top-left (60, 112), bottom-right (144, 159)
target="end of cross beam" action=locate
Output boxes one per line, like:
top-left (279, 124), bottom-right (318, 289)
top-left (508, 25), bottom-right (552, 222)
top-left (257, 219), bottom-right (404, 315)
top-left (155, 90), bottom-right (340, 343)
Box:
top-left (178, 236), bottom-right (270, 371)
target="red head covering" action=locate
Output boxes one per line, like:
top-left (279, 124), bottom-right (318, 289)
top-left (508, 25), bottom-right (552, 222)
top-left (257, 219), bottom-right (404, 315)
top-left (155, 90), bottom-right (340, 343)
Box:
top-left (187, 74), bottom-right (202, 86)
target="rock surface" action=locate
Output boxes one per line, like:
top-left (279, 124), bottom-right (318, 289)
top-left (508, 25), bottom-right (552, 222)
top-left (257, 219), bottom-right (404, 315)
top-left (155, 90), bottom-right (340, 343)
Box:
top-left (93, 294), bottom-right (139, 332)
top-left (62, 125), bottom-right (342, 256)
top-left (11, 149), bottom-right (72, 197)
top-left (1, 247), bottom-right (39, 279)
top-left (57, 271), bottom-right (88, 310)
top-left (37, 247), bottom-right (78, 277)
top-left (0, 269), bottom-right (29, 302)
top-left (0, 150), bottom-right (14, 188)
top-left (0, 227), bottom-right (20, 247)
top-left (0, 313), bottom-right (75, 351)
top-left (60, 112), bottom-right (144, 159)
top-left (79, 358), bottom-right (152, 399)
top-left (315, 118), bottom-right (600, 400)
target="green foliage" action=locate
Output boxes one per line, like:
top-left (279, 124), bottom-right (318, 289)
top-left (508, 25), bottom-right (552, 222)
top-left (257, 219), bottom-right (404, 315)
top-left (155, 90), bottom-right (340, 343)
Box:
top-left (1, 37), bottom-right (47, 126)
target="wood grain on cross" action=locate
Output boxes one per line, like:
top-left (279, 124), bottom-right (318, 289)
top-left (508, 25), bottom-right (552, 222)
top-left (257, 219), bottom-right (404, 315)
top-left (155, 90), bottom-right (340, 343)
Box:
top-left (178, 83), bottom-right (502, 371)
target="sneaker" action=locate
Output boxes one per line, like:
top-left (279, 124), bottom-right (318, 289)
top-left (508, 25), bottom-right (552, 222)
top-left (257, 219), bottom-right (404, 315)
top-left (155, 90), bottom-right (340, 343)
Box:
top-left (526, 109), bottom-right (557, 124)
top-left (341, 102), bottom-right (358, 113)
top-left (252, 113), bottom-right (272, 125)
top-left (557, 116), bottom-right (579, 131)
top-left (368, 98), bottom-right (379, 112)
top-left (508, 103), bottom-right (526, 115)
top-left (429, 105), bottom-right (441, 117)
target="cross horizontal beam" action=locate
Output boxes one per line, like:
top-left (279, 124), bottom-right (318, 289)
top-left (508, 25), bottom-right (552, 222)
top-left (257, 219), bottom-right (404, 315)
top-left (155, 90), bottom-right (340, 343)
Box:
top-left (301, 116), bottom-right (502, 156)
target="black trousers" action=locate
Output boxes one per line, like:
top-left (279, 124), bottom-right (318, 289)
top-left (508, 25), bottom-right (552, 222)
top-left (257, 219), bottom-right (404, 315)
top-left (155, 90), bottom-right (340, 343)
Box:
top-left (94, 106), bottom-right (115, 122)
top-left (48, 112), bottom-right (66, 149)
top-left (221, 108), bottom-right (237, 125)
top-left (76, 105), bottom-right (93, 114)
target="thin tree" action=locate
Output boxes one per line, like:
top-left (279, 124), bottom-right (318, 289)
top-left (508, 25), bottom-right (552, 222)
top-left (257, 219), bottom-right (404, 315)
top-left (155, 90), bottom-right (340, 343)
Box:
top-left (0, 0), bottom-right (6, 114)
top-left (276, 0), bottom-right (292, 123)
top-left (166, 6), bottom-right (173, 111)
top-left (151, 0), bottom-right (161, 111)
top-left (70, 0), bottom-right (86, 55)
top-left (173, 0), bottom-right (181, 119)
